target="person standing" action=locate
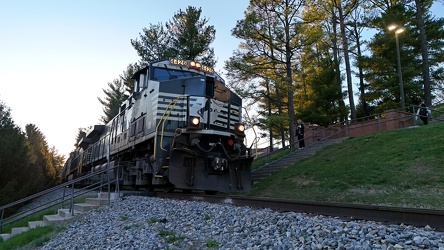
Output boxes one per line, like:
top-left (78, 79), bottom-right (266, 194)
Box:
top-left (417, 103), bottom-right (431, 125)
top-left (296, 119), bottom-right (305, 149)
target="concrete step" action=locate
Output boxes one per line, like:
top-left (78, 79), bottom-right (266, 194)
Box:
top-left (43, 214), bottom-right (66, 225)
top-left (85, 197), bottom-right (112, 206)
top-left (11, 227), bottom-right (29, 236)
top-left (73, 203), bottom-right (100, 212)
top-left (28, 220), bottom-right (47, 229)
top-left (98, 192), bottom-right (119, 200)
top-left (1, 192), bottom-right (118, 242)
top-left (57, 208), bottom-right (80, 218)
top-left (0, 233), bottom-right (11, 241)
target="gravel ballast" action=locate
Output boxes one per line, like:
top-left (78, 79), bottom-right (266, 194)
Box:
top-left (36, 195), bottom-right (444, 249)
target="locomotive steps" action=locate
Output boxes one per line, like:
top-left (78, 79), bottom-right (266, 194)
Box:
top-left (0, 192), bottom-right (119, 241)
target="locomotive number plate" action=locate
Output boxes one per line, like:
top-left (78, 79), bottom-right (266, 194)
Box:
top-left (170, 58), bottom-right (188, 67)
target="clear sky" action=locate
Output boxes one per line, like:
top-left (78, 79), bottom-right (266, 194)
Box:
top-left (0, 0), bottom-right (249, 158)
top-left (0, 1), bottom-right (443, 159)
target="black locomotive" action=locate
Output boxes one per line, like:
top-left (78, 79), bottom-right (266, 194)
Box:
top-left (62, 58), bottom-right (253, 193)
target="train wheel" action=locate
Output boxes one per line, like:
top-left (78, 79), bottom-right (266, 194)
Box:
top-left (182, 189), bottom-right (192, 194)
top-left (163, 184), bottom-right (175, 193)
top-left (204, 190), bottom-right (218, 195)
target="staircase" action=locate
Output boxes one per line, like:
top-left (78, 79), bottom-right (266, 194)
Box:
top-left (251, 138), bottom-right (347, 184)
top-left (0, 192), bottom-right (119, 241)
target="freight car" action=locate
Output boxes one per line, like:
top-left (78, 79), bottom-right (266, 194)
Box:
top-left (62, 58), bottom-right (254, 193)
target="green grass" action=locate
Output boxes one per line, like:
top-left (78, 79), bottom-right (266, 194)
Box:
top-left (250, 122), bottom-right (444, 209)
top-left (0, 226), bottom-right (64, 250)
top-left (158, 230), bottom-right (184, 244)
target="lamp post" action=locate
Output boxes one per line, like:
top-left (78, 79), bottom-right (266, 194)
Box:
top-left (388, 24), bottom-right (405, 110)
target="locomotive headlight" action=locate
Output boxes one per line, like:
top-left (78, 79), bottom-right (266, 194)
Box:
top-left (235, 123), bottom-right (245, 133)
top-left (190, 61), bottom-right (201, 70)
top-left (188, 116), bottom-right (202, 129)
top-left (191, 117), bottom-right (200, 126)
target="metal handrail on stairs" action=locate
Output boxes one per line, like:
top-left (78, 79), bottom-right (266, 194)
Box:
top-left (0, 164), bottom-right (120, 232)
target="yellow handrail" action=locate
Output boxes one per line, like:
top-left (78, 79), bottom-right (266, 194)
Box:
top-left (153, 95), bottom-right (187, 160)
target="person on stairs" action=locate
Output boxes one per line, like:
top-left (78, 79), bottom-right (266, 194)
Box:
top-left (296, 119), bottom-right (305, 149)
top-left (416, 103), bottom-right (431, 125)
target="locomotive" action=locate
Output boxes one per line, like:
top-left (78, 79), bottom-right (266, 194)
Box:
top-left (62, 58), bottom-right (254, 193)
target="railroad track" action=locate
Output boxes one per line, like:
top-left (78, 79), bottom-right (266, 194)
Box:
top-left (153, 192), bottom-right (444, 231)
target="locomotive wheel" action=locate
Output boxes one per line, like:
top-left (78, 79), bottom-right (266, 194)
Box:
top-left (182, 189), bottom-right (192, 194)
top-left (163, 184), bottom-right (175, 193)
top-left (204, 190), bottom-right (218, 195)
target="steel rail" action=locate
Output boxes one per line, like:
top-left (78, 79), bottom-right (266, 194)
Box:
top-left (154, 192), bottom-right (444, 232)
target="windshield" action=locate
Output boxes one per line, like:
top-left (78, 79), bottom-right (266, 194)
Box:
top-left (153, 67), bottom-right (200, 81)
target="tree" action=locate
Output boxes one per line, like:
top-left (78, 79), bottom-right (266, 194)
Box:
top-left (167, 6), bottom-right (216, 66)
top-left (347, 4), bottom-right (375, 117)
top-left (0, 101), bottom-right (63, 206)
top-left (98, 78), bottom-right (126, 124)
top-left (131, 23), bottom-right (175, 62)
top-left (131, 6), bottom-right (216, 66)
top-left (410, 0), bottom-right (432, 106)
top-left (98, 63), bottom-right (140, 125)
top-left (74, 127), bottom-right (87, 148)
top-left (226, 0), bottom-right (306, 148)
top-left (333, 0), bottom-right (359, 121)
top-left (360, 2), bottom-right (444, 111)
top-left (360, 4), bottom-right (421, 111)
top-left (25, 124), bottom-right (60, 188)
top-left (0, 101), bottom-right (30, 205)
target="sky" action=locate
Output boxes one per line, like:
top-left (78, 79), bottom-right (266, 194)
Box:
top-left (0, 0), bottom-right (249, 158)
top-left (0, 1), bottom-right (443, 159)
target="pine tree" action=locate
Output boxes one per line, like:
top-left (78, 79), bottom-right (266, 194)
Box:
top-left (131, 6), bottom-right (216, 66)
top-left (25, 124), bottom-right (58, 188)
top-left (98, 78), bottom-right (127, 124)
top-left (74, 127), bottom-right (87, 148)
top-left (0, 101), bottom-right (30, 205)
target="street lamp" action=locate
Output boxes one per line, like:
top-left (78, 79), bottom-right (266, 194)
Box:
top-left (388, 24), bottom-right (405, 110)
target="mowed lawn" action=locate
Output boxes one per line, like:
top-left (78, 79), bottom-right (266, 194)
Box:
top-left (249, 122), bottom-right (444, 209)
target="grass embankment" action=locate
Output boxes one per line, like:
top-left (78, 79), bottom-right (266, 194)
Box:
top-left (250, 122), bottom-right (444, 209)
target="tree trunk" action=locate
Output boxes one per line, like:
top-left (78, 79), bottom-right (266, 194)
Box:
top-left (338, 4), bottom-right (357, 121)
top-left (265, 80), bottom-right (274, 152)
top-left (354, 24), bottom-right (368, 116)
top-left (332, 13), bottom-right (347, 123)
top-left (284, 2), bottom-right (295, 148)
top-left (414, 0), bottom-right (431, 107)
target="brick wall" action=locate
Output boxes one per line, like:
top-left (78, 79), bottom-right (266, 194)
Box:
top-left (300, 109), bottom-right (415, 146)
